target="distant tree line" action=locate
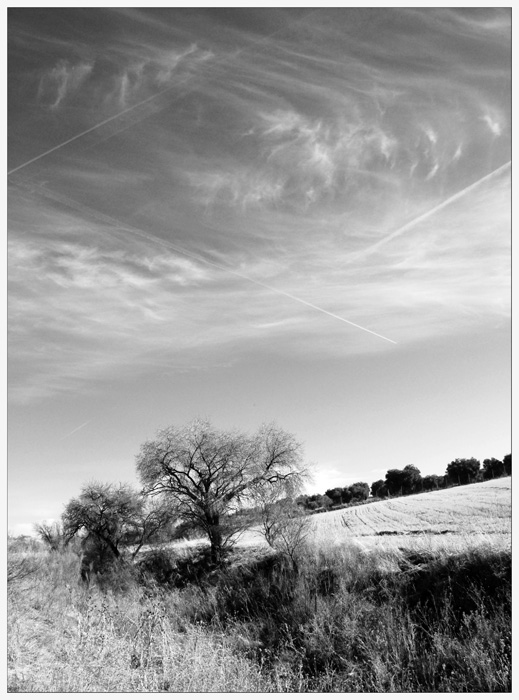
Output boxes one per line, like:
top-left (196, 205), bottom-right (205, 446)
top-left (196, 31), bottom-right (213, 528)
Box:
top-left (295, 453), bottom-right (511, 514)
top-left (297, 482), bottom-right (370, 512)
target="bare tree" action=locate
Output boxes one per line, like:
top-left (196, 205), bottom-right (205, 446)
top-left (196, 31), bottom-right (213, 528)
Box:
top-left (253, 482), bottom-right (312, 568)
top-left (33, 520), bottom-right (72, 551)
top-left (136, 419), bottom-right (309, 564)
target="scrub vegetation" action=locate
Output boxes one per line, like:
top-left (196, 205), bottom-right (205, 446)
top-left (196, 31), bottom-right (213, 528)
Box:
top-left (8, 478), bottom-right (511, 693)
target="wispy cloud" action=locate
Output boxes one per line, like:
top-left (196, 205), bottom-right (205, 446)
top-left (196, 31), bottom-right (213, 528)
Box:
top-left (482, 113), bottom-right (503, 137)
top-left (8, 8), bottom-right (510, 405)
top-left (35, 40), bottom-right (211, 113)
top-left (37, 59), bottom-right (93, 109)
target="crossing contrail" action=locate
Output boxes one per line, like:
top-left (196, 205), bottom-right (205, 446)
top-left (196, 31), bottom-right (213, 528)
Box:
top-left (11, 179), bottom-right (397, 345)
top-left (348, 160), bottom-right (511, 262)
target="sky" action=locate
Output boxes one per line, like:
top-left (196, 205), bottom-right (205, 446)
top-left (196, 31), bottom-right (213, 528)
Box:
top-left (8, 7), bottom-right (511, 535)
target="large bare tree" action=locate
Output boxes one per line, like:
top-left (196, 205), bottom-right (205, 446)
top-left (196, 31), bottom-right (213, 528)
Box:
top-left (136, 419), bottom-right (309, 564)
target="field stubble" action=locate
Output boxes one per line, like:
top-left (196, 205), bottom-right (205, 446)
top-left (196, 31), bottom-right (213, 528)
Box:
top-left (310, 477), bottom-right (511, 557)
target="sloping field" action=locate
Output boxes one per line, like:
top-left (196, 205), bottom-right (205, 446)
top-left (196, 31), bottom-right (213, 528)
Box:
top-left (309, 477), bottom-right (511, 554)
top-left (164, 478), bottom-right (511, 556)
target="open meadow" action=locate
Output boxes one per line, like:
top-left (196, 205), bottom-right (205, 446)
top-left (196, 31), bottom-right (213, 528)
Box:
top-left (8, 479), bottom-right (511, 692)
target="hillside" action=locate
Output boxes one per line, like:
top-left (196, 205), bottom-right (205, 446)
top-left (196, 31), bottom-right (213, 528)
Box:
top-left (309, 477), bottom-right (511, 553)
top-left (8, 477), bottom-right (511, 693)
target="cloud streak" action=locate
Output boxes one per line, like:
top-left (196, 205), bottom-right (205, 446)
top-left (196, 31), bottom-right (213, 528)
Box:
top-left (8, 8), bottom-right (510, 404)
top-left (348, 160), bottom-right (511, 262)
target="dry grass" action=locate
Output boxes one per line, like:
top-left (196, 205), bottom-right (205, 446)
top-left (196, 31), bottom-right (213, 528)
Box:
top-left (8, 478), bottom-right (511, 692)
top-left (7, 550), bottom-right (274, 692)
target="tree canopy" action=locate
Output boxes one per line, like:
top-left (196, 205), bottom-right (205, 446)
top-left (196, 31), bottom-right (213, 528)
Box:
top-left (62, 481), bottom-right (173, 561)
top-left (349, 482), bottom-right (370, 501)
top-left (446, 458), bottom-right (480, 485)
top-left (136, 419), bottom-right (308, 563)
top-left (371, 479), bottom-right (387, 498)
top-left (482, 458), bottom-right (505, 480)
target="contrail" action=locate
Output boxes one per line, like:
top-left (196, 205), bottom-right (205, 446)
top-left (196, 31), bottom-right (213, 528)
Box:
top-left (349, 160), bottom-right (511, 262)
top-left (7, 84), bottom-right (176, 176)
top-left (237, 278), bottom-right (397, 344)
top-left (59, 420), bottom-right (92, 441)
top-left (11, 179), bottom-right (397, 345)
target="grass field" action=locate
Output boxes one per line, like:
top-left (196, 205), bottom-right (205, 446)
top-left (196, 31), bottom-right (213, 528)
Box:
top-left (8, 478), bottom-right (511, 692)
top-left (310, 477), bottom-right (511, 554)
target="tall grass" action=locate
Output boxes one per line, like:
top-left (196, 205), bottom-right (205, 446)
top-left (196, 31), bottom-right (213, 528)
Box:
top-left (8, 534), bottom-right (510, 692)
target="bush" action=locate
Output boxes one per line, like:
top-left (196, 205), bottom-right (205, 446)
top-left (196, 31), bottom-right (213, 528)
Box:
top-left (137, 549), bottom-right (177, 587)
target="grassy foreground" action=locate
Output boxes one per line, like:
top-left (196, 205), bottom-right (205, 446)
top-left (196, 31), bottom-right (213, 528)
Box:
top-left (8, 531), bottom-right (511, 692)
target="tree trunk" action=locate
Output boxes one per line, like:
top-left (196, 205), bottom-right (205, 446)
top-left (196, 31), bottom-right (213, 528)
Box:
top-left (206, 511), bottom-right (223, 565)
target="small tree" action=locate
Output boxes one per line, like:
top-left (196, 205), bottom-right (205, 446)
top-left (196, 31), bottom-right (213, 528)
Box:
top-left (341, 486), bottom-right (353, 504)
top-left (136, 419), bottom-right (309, 565)
top-left (446, 458), bottom-right (480, 486)
top-left (33, 520), bottom-right (71, 551)
top-left (422, 474), bottom-right (442, 491)
top-left (401, 465), bottom-right (422, 495)
top-left (254, 485), bottom-right (311, 568)
top-left (325, 488), bottom-right (343, 506)
top-left (349, 482), bottom-right (370, 502)
top-left (62, 481), bottom-right (174, 569)
top-left (482, 458), bottom-right (505, 480)
top-left (385, 469), bottom-right (404, 496)
top-left (503, 453), bottom-right (511, 476)
top-left (262, 505), bottom-right (311, 569)
top-left (62, 482), bottom-right (143, 561)
top-left (371, 479), bottom-right (387, 498)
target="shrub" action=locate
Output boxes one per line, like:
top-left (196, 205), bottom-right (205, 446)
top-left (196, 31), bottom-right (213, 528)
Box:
top-left (137, 549), bottom-right (177, 587)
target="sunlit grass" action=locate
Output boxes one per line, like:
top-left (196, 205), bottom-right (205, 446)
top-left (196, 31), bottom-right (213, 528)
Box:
top-left (8, 479), bottom-right (511, 692)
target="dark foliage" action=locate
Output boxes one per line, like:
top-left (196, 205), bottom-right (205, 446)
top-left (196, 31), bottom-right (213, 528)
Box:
top-left (371, 479), bottom-right (387, 498)
top-left (446, 458), bottom-right (480, 485)
top-left (348, 481), bottom-right (370, 501)
top-left (169, 545), bottom-right (510, 692)
top-left (422, 474), bottom-right (442, 491)
top-left (136, 549), bottom-right (177, 586)
top-left (324, 487), bottom-right (343, 505)
top-left (482, 458), bottom-right (505, 480)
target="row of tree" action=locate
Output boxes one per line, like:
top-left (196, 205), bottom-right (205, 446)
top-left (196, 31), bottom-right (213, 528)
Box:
top-left (297, 454), bottom-right (511, 513)
top-left (372, 454), bottom-right (511, 499)
top-left (297, 482), bottom-right (371, 511)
